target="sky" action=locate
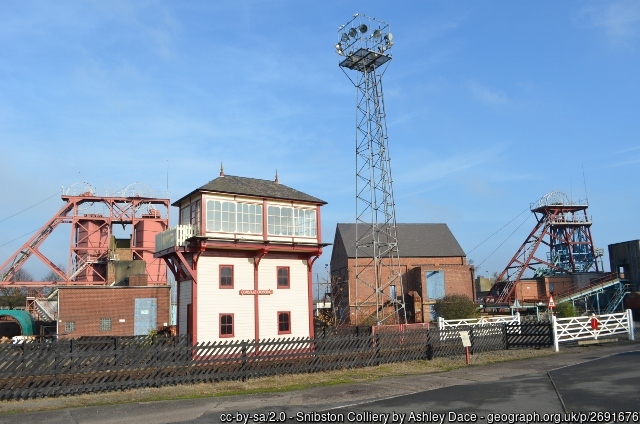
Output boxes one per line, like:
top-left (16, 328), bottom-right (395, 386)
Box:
top-left (1, 1), bottom-right (639, 285)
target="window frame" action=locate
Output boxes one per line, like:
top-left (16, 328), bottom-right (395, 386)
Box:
top-left (219, 313), bottom-right (234, 338)
top-left (277, 311), bottom-right (291, 335)
top-left (206, 199), bottom-right (262, 234)
top-left (99, 318), bottom-right (112, 332)
top-left (267, 205), bottom-right (316, 237)
top-left (219, 265), bottom-right (234, 289)
top-left (277, 266), bottom-right (290, 289)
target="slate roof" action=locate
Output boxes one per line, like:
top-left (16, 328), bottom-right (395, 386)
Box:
top-left (173, 175), bottom-right (326, 206)
top-left (335, 223), bottom-right (466, 258)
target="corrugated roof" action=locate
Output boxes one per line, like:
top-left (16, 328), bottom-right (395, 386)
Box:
top-left (173, 175), bottom-right (326, 206)
top-left (335, 223), bottom-right (466, 258)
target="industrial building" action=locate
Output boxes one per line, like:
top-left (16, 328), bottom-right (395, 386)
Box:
top-left (330, 223), bottom-right (474, 325)
top-left (609, 239), bottom-right (640, 292)
top-left (0, 183), bottom-right (172, 339)
top-left (154, 172), bottom-right (326, 343)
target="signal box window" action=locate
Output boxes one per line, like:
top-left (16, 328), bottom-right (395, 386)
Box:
top-left (277, 267), bottom-right (290, 289)
top-left (278, 311), bottom-right (291, 334)
top-left (220, 265), bottom-right (234, 289)
top-left (220, 314), bottom-right (234, 338)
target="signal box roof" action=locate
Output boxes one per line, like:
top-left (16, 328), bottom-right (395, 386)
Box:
top-left (173, 175), bottom-right (326, 206)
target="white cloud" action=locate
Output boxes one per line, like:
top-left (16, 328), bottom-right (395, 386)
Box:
top-left (467, 81), bottom-right (510, 106)
top-left (575, 1), bottom-right (640, 47)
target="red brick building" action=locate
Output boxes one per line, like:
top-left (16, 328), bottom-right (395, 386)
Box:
top-left (330, 223), bottom-right (474, 325)
top-left (56, 286), bottom-right (171, 338)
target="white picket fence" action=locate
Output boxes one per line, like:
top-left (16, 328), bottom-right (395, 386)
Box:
top-left (438, 312), bottom-right (520, 329)
top-left (552, 309), bottom-right (635, 351)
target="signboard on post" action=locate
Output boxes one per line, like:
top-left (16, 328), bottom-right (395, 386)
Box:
top-left (460, 331), bottom-right (471, 365)
top-left (548, 294), bottom-right (556, 309)
top-left (459, 331), bottom-right (471, 347)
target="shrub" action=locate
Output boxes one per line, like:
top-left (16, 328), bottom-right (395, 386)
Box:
top-left (433, 294), bottom-right (479, 320)
top-left (555, 302), bottom-right (577, 318)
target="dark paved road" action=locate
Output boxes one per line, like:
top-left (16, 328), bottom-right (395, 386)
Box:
top-left (1, 344), bottom-right (638, 424)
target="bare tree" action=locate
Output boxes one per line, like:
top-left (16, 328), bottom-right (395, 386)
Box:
top-left (0, 268), bottom-right (33, 309)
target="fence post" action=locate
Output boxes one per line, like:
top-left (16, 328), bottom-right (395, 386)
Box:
top-left (503, 323), bottom-right (509, 350)
top-left (438, 317), bottom-right (444, 329)
top-left (628, 309), bottom-right (635, 341)
top-left (552, 315), bottom-right (559, 352)
top-left (516, 311), bottom-right (521, 324)
top-left (241, 341), bottom-right (247, 382)
top-left (114, 337), bottom-right (118, 366)
top-left (375, 334), bottom-right (381, 366)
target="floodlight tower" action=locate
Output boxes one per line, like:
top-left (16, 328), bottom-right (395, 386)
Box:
top-left (336, 14), bottom-right (406, 325)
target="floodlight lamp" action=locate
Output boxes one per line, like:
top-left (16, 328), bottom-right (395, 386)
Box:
top-left (359, 24), bottom-right (367, 33)
top-left (373, 29), bottom-right (381, 38)
top-left (385, 32), bottom-right (393, 42)
top-left (341, 33), bottom-right (349, 42)
top-left (349, 28), bottom-right (357, 37)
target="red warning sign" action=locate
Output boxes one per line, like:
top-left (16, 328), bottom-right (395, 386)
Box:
top-left (590, 315), bottom-right (599, 330)
top-left (548, 295), bottom-right (556, 308)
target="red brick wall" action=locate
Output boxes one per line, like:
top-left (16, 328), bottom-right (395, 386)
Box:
top-left (333, 256), bottom-right (474, 325)
top-left (57, 287), bottom-right (171, 338)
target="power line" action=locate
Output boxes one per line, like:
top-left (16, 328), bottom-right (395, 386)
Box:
top-left (466, 206), bottom-right (529, 255)
top-left (0, 228), bottom-right (40, 248)
top-left (476, 213), bottom-right (532, 269)
top-left (0, 190), bottom-right (61, 224)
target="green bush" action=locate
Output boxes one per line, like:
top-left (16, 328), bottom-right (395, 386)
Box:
top-left (433, 294), bottom-right (479, 320)
top-left (555, 302), bottom-right (577, 318)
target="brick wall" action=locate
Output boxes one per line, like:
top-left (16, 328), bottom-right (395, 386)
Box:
top-left (57, 286), bottom-right (171, 338)
top-left (334, 256), bottom-right (474, 325)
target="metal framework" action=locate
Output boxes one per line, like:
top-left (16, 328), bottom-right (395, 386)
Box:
top-left (0, 183), bottom-right (169, 288)
top-left (486, 191), bottom-right (601, 304)
top-left (336, 14), bottom-right (406, 325)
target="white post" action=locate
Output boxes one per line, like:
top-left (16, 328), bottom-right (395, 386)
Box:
top-left (516, 311), bottom-right (521, 324)
top-left (628, 309), bottom-right (635, 341)
top-left (438, 316), bottom-right (444, 329)
top-left (552, 315), bottom-right (559, 352)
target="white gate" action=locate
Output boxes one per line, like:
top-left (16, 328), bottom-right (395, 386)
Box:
top-left (552, 309), bottom-right (634, 351)
top-left (438, 312), bottom-right (520, 329)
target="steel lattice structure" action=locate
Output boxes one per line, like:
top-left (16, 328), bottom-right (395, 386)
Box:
top-left (0, 183), bottom-right (169, 288)
top-left (486, 191), bottom-right (601, 305)
top-left (336, 14), bottom-right (406, 325)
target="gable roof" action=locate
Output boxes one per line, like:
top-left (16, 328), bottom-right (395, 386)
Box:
top-left (173, 175), bottom-right (326, 206)
top-left (335, 223), bottom-right (465, 258)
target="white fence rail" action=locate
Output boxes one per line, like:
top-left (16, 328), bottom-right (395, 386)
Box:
top-left (155, 224), bottom-right (198, 252)
top-left (552, 310), bottom-right (634, 351)
top-left (438, 313), bottom-right (520, 329)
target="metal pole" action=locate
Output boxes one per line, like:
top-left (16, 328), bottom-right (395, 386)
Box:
top-left (552, 315), bottom-right (559, 352)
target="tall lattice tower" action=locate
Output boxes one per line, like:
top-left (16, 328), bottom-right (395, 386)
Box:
top-left (336, 14), bottom-right (406, 325)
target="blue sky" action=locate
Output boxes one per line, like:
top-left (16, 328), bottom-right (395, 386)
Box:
top-left (1, 1), bottom-right (639, 283)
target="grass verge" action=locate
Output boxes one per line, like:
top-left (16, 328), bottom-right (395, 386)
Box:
top-left (0, 348), bottom-right (555, 415)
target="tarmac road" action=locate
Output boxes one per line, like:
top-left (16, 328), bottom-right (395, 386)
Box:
top-left (1, 343), bottom-right (638, 424)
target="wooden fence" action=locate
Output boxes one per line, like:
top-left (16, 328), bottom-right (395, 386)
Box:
top-left (0, 323), bottom-right (553, 400)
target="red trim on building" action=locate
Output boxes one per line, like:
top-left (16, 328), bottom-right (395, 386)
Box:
top-left (277, 311), bottom-right (291, 335)
top-left (219, 313), bottom-right (234, 338)
top-left (307, 254), bottom-right (320, 339)
top-left (316, 205), bottom-right (322, 244)
top-left (262, 199), bottom-right (268, 242)
top-left (253, 249), bottom-right (268, 342)
top-left (219, 264), bottom-right (234, 289)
